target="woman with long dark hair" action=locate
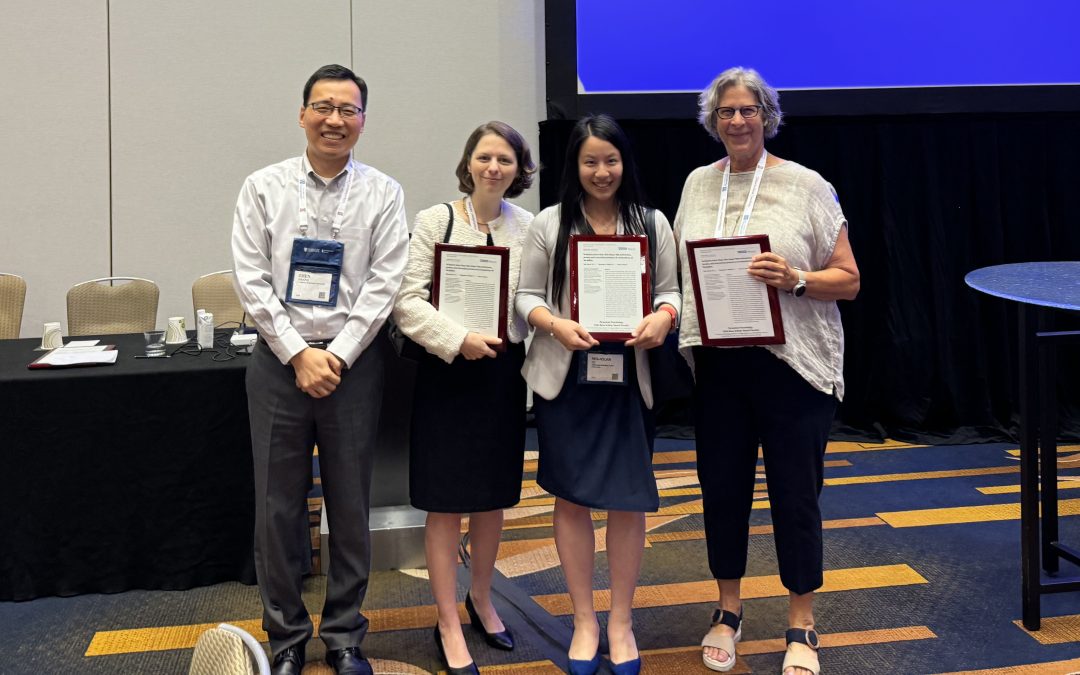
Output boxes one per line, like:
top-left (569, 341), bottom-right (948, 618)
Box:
top-left (515, 114), bottom-right (680, 675)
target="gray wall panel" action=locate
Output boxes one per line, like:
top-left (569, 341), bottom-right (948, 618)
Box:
top-left (0, 1), bottom-right (110, 337)
top-left (0, 1), bottom-right (545, 339)
top-left (352, 0), bottom-right (545, 223)
top-left (109, 0), bottom-right (351, 328)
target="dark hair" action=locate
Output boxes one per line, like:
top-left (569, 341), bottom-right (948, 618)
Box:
top-left (455, 121), bottom-right (537, 198)
top-left (303, 64), bottom-right (368, 111)
top-left (551, 114), bottom-right (650, 308)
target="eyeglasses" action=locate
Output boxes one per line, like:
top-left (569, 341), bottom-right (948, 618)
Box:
top-left (714, 105), bottom-right (764, 120)
top-left (306, 101), bottom-right (363, 118)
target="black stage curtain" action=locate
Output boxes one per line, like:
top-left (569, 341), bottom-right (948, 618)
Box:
top-left (539, 113), bottom-right (1080, 444)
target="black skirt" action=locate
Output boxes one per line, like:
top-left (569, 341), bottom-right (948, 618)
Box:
top-left (533, 348), bottom-right (658, 512)
top-left (409, 342), bottom-right (527, 513)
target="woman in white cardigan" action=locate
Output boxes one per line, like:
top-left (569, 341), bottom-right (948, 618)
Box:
top-left (515, 114), bottom-right (680, 675)
top-left (391, 121), bottom-right (535, 675)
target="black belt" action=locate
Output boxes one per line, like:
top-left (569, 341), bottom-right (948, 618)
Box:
top-left (258, 336), bottom-right (331, 349)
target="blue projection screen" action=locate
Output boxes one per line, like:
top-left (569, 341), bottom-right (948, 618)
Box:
top-left (577, 0), bottom-right (1080, 93)
top-left (549, 0), bottom-right (1080, 117)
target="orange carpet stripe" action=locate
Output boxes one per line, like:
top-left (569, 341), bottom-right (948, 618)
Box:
top-left (978, 481), bottom-right (1080, 495)
top-left (643, 517), bottom-right (885, 544)
top-left (86, 604), bottom-right (467, 656)
top-left (825, 440), bottom-right (925, 453)
top-left (526, 453), bottom-right (852, 476)
top-left (934, 658), bottom-right (1080, 674)
top-left (85, 563), bottom-right (924, 657)
top-left (641, 625), bottom-right (934, 665)
top-left (1005, 444), bottom-right (1080, 458)
top-left (825, 465), bottom-right (1019, 486)
top-left (532, 564), bottom-right (926, 615)
top-left (1014, 612), bottom-right (1080, 645)
top-left (878, 498), bottom-right (1080, 528)
top-left (480, 661), bottom-right (564, 673)
top-left (496, 538), bottom-right (561, 559)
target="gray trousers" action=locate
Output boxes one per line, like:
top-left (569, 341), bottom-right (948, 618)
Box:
top-left (246, 341), bottom-right (383, 655)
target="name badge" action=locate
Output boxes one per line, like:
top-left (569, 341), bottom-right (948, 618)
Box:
top-left (578, 347), bottom-right (627, 386)
top-left (286, 237), bottom-right (345, 307)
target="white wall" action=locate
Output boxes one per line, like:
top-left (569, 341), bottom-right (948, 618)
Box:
top-left (0, 1), bottom-right (111, 338)
top-left (109, 0), bottom-right (352, 329)
top-left (0, 0), bottom-right (545, 337)
top-left (354, 0), bottom-right (545, 219)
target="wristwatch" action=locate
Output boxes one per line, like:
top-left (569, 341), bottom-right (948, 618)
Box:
top-left (791, 268), bottom-right (807, 297)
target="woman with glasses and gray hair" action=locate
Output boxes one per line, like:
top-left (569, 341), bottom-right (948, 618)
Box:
top-left (673, 67), bottom-right (860, 675)
top-left (392, 121), bottom-right (536, 675)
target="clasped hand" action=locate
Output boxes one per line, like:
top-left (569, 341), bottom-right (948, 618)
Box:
top-left (460, 332), bottom-right (503, 360)
top-left (291, 347), bottom-right (344, 398)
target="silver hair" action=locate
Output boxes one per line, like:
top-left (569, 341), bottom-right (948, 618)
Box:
top-left (697, 66), bottom-right (783, 141)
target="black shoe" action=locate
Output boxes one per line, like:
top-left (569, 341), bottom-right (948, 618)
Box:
top-left (434, 625), bottom-right (480, 675)
top-left (325, 646), bottom-right (373, 675)
top-left (271, 646), bottom-right (305, 675)
top-left (465, 592), bottom-right (515, 650)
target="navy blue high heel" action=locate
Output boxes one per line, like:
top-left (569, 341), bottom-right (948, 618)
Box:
top-left (610, 656), bottom-right (642, 675)
top-left (567, 651), bottom-right (601, 675)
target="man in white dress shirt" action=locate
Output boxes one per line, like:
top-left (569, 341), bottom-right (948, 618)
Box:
top-left (231, 64), bottom-right (409, 675)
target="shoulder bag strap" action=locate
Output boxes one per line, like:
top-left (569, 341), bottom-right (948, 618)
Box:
top-left (645, 207), bottom-right (657, 299)
top-left (443, 202), bottom-right (455, 243)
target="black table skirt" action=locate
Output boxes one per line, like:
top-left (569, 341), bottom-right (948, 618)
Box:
top-left (0, 333), bottom-right (256, 600)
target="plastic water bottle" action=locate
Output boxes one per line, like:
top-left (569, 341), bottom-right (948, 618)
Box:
top-left (197, 311), bottom-right (214, 349)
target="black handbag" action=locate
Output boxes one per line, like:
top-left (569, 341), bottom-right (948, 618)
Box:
top-left (643, 209), bottom-right (695, 407)
top-left (388, 204), bottom-right (456, 361)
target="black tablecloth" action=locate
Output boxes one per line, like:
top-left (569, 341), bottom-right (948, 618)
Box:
top-left (0, 333), bottom-right (256, 600)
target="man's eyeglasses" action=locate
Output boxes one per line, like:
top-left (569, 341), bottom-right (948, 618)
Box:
top-left (307, 101), bottom-right (363, 118)
top-left (714, 105), bottom-right (764, 120)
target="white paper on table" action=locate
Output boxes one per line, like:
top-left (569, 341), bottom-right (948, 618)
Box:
top-left (62, 340), bottom-right (101, 348)
top-left (576, 239), bottom-right (644, 334)
top-left (36, 350), bottom-right (119, 366)
top-left (693, 241), bottom-right (776, 340)
top-left (436, 250), bottom-right (503, 337)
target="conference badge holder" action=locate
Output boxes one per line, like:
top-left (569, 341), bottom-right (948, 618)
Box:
top-left (286, 237), bottom-right (344, 307)
top-left (578, 345), bottom-right (628, 386)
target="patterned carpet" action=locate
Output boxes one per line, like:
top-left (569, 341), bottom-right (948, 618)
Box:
top-left (5, 434), bottom-right (1080, 674)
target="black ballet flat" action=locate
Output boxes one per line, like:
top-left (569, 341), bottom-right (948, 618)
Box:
top-left (465, 592), bottom-right (515, 651)
top-left (434, 625), bottom-right (480, 675)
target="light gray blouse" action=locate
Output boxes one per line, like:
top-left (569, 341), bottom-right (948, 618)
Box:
top-left (515, 204), bottom-right (682, 408)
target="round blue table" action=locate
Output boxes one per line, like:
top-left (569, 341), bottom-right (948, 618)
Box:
top-left (965, 261), bottom-right (1080, 630)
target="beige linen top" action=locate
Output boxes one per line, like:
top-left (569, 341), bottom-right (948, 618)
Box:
top-left (673, 160), bottom-right (848, 399)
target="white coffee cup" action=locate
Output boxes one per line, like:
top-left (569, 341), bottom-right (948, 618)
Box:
top-left (165, 316), bottom-right (188, 344)
top-left (41, 322), bottom-right (63, 350)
